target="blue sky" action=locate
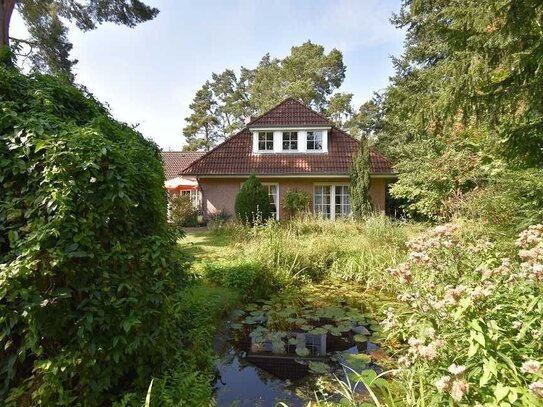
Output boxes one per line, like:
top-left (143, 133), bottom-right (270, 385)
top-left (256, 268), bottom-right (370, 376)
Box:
top-left (11, 0), bottom-right (405, 150)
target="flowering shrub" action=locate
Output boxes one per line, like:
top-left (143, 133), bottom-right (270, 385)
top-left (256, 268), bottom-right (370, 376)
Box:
top-left (384, 223), bottom-right (543, 405)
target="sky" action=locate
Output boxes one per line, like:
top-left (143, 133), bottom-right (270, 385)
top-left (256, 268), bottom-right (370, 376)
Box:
top-left (10, 0), bottom-right (405, 151)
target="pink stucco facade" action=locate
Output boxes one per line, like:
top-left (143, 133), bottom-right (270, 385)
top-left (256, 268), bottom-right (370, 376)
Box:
top-left (198, 176), bottom-right (393, 221)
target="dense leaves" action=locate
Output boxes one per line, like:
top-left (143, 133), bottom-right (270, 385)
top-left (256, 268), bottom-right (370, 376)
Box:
top-left (350, 137), bottom-right (373, 218)
top-left (4, 0), bottom-right (158, 80)
top-left (375, 0), bottom-right (543, 222)
top-left (0, 66), bottom-right (185, 405)
top-left (234, 173), bottom-right (272, 225)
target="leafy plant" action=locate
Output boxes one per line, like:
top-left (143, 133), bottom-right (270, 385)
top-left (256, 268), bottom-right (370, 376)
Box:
top-left (234, 173), bottom-right (272, 225)
top-left (169, 194), bottom-right (198, 227)
top-left (0, 66), bottom-right (186, 405)
top-left (281, 189), bottom-right (310, 219)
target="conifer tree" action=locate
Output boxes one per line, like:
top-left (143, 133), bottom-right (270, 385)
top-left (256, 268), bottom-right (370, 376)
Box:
top-left (350, 136), bottom-right (373, 218)
top-left (234, 173), bottom-right (272, 225)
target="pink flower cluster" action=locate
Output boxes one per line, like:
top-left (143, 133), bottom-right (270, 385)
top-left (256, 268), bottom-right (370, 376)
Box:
top-left (435, 364), bottom-right (469, 401)
top-left (516, 225), bottom-right (543, 281)
top-left (406, 336), bottom-right (444, 362)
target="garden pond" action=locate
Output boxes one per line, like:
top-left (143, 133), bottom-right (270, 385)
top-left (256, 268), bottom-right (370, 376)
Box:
top-left (212, 284), bottom-right (391, 406)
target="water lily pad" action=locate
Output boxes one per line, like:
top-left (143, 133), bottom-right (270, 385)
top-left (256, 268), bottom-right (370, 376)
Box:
top-left (230, 323), bottom-right (243, 330)
top-left (308, 327), bottom-right (328, 335)
top-left (231, 309), bottom-right (245, 319)
top-left (308, 361), bottom-right (330, 374)
top-left (352, 326), bottom-right (371, 335)
top-left (295, 346), bottom-right (310, 357)
top-left (354, 334), bottom-right (368, 343)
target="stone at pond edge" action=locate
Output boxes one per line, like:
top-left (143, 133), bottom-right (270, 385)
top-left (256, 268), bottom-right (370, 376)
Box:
top-left (352, 326), bottom-right (371, 335)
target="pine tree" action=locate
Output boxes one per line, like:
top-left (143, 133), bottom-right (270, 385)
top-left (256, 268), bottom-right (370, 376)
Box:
top-left (350, 136), bottom-right (372, 218)
top-left (182, 81), bottom-right (219, 151)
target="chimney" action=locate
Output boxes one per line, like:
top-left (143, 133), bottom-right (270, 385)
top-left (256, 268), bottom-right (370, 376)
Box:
top-left (244, 116), bottom-right (253, 124)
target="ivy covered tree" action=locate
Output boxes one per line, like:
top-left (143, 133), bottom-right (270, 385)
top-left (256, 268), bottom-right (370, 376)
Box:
top-left (234, 173), bottom-right (272, 225)
top-left (0, 0), bottom-right (158, 80)
top-left (350, 136), bottom-right (373, 218)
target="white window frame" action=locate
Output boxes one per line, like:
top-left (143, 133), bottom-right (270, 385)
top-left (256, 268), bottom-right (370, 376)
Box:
top-left (257, 131), bottom-right (274, 151)
top-left (282, 131), bottom-right (298, 151)
top-left (313, 183), bottom-right (351, 220)
top-left (251, 128), bottom-right (330, 154)
top-left (263, 183), bottom-right (280, 220)
top-left (306, 130), bottom-right (323, 151)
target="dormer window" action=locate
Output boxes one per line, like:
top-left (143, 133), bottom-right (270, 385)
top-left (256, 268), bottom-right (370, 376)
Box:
top-left (282, 131), bottom-right (298, 151)
top-left (258, 132), bottom-right (274, 151)
top-left (307, 131), bottom-right (323, 151)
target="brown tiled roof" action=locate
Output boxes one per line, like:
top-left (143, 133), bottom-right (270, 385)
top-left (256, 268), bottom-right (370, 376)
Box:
top-left (182, 128), bottom-right (394, 176)
top-left (161, 151), bottom-right (205, 179)
top-left (183, 98), bottom-right (395, 176)
top-left (247, 97), bottom-right (331, 127)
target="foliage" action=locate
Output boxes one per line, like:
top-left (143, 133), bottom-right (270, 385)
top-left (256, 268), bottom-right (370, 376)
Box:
top-left (6, 0), bottom-right (158, 80)
top-left (461, 168), bottom-right (543, 232)
top-left (371, 0), bottom-right (543, 220)
top-left (182, 81), bottom-right (219, 151)
top-left (169, 194), bottom-right (198, 227)
top-left (234, 173), bottom-right (272, 226)
top-left (281, 189), bottom-right (310, 219)
top-left (383, 223), bottom-right (543, 406)
top-left (182, 41), bottom-right (351, 150)
top-left (117, 285), bottom-right (239, 407)
top-left (350, 137), bottom-right (373, 218)
top-left (203, 215), bottom-right (419, 287)
top-left (0, 66), bottom-right (185, 405)
top-left (206, 209), bottom-right (232, 229)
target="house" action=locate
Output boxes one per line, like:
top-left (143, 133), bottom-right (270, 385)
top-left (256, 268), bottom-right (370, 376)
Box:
top-left (182, 98), bottom-right (396, 221)
top-left (161, 151), bottom-right (204, 207)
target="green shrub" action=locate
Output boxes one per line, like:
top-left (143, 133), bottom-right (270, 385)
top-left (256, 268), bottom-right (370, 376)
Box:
top-left (169, 194), bottom-right (198, 227)
top-left (461, 168), bottom-right (543, 232)
top-left (282, 189), bottom-right (310, 218)
top-left (201, 259), bottom-right (274, 299)
top-left (0, 67), bottom-right (185, 405)
top-left (234, 173), bottom-right (272, 225)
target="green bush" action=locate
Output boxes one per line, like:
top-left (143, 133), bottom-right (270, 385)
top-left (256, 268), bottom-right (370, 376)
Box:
top-left (169, 194), bottom-right (198, 227)
top-left (461, 168), bottom-right (543, 232)
top-left (234, 173), bottom-right (271, 225)
top-left (281, 189), bottom-right (310, 218)
top-left (200, 259), bottom-right (273, 299)
top-left (0, 67), bottom-right (185, 405)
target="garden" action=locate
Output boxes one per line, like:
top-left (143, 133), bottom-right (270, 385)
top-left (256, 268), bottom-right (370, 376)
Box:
top-left (144, 213), bottom-right (542, 406)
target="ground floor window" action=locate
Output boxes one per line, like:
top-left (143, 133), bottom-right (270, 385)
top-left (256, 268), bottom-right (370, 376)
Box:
top-left (264, 183), bottom-right (279, 220)
top-left (314, 184), bottom-right (351, 220)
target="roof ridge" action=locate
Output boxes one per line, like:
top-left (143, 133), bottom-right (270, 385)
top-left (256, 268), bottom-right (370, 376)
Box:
top-left (247, 97), bottom-right (333, 127)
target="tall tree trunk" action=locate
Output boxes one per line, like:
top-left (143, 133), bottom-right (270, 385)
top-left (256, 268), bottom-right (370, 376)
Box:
top-left (0, 0), bottom-right (16, 47)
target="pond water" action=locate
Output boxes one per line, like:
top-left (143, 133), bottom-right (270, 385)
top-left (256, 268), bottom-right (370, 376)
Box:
top-left (213, 287), bottom-right (385, 406)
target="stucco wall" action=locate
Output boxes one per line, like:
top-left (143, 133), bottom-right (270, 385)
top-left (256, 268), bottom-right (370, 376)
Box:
top-left (199, 176), bottom-right (392, 221)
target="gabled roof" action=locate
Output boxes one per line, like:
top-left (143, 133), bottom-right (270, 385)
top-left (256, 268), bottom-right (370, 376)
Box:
top-left (183, 98), bottom-right (395, 177)
top-left (247, 97), bottom-right (331, 127)
top-left (161, 151), bottom-right (205, 179)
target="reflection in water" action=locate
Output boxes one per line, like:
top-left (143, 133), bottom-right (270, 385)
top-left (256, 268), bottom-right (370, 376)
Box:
top-left (213, 322), bottom-right (378, 406)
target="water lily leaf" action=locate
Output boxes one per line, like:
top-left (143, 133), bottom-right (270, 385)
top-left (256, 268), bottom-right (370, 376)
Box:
top-left (308, 361), bottom-right (330, 374)
top-left (343, 353), bottom-right (372, 370)
top-left (354, 334), bottom-right (368, 343)
top-left (352, 326), bottom-right (371, 335)
top-left (230, 323), bottom-right (243, 330)
top-left (231, 309), bottom-right (245, 319)
top-left (295, 347), bottom-right (310, 357)
top-left (288, 337), bottom-right (298, 345)
top-left (309, 327), bottom-right (328, 335)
